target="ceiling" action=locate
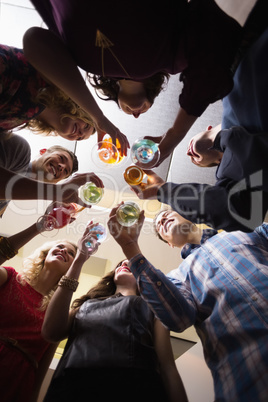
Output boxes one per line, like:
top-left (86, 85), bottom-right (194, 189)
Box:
top-left (0, 0), bottom-right (227, 343)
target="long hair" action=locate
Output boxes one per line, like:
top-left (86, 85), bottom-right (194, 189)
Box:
top-left (88, 72), bottom-right (170, 106)
top-left (72, 259), bottom-right (135, 310)
top-left (24, 86), bottom-right (96, 136)
top-left (18, 239), bottom-right (77, 310)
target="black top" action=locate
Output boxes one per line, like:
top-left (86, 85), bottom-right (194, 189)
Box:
top-left (53, 295), bottom-right (158, 378)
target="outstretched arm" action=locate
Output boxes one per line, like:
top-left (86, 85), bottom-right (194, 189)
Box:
top-left (107, 204), bottom-right (196, 332)
top-left (149, 108), bottom-right (197, 166)
top-left (154, 319), bottom-right (188, 402)
top-left (0, 166), bottom-right (103, 207)
top-left (42, 222), bottom-right (99, 342)
top-left (23, 27), bottom-right (129, 155)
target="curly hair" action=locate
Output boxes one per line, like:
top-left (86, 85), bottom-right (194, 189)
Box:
top-left (88, 72), bottom-right (170, 106)
top-left (24, 86), bottom-right (96, 136)
top-left (18, 239), bottom-right (77, 310)
top-left (71, 259), bottom-right (138, 310)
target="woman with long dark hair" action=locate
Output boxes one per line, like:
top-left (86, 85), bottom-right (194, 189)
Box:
top-left (42, 259), bottom-right (188, 402)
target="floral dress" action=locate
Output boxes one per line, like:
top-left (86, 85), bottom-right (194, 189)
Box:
top-left (0, 45), bottom-right (48, 132)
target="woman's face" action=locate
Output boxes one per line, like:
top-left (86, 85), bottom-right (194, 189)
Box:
top-left (44, 241), bottom-right (77, 275)
top-left (55, 117), bottom-right (95, 141)
top-left (114, 260), bottom-right (137, 289)
top-left (117, 80), bottom-right (151, 118)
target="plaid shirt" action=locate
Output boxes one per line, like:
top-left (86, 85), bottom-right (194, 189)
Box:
top-left (129, 225), bottom-right (268, 401)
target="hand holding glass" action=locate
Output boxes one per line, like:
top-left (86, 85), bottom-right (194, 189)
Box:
top-left (116, 201), bottom-right (141, 227)
top-left (37, 203), bottom-right (84, 236)
top-left (130, 138), bottom-right (160, 169)
top-left (79, 182), bottom-right (104, 205)
top-left (92, 137), bottom-right (125, 168)
top-left (85, 223), bottom-right (107, 254)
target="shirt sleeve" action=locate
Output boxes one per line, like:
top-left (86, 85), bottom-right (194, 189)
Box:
top-left (214, 127), bottom-right (268, 182)
top-left (128, 254), bottom-right (197, 332)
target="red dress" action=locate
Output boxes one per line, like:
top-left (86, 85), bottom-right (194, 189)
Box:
top-left (0, 267), bottom-right (50, 402)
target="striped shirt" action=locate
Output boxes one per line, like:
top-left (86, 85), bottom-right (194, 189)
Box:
top-left (129, 224), bottom-right (268, 401)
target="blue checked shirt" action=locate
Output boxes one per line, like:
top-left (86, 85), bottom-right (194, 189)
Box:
top-left (129, 225), bottom-right (268, 401)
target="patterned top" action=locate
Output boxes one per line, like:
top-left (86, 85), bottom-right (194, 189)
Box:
top-left (129, 225), bottom-right (268, 401)
top-left (0, 45), bottom-right (47, 132)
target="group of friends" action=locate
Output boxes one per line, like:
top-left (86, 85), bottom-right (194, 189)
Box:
top-left (0, 1), bottom-right (267, 401)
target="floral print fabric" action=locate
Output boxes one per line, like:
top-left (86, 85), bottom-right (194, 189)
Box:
top-left (0, 45), bottom-right (48, 132)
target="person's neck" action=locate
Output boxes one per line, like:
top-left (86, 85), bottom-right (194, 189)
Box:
top-left (38, 107), bottom-right (57, 127)
top-left (30, 267), bottom-right (62, 296)
top-left (185, 225), bottom-right (203, 245)
top-left (118, 79), bottom-right (144, 94)
top-left (115, 285), bottom-right (137, 297)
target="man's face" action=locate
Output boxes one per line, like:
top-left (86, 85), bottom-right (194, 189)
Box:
top-left (186, 126), bottom-right (222, 167)
top-left (155, 210), bottom-right (193, 247)
top-left (34, 150), bottom-right (73, 183)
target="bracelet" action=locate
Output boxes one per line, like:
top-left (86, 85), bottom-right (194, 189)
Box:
top-left (0, 236), bottom-right (18, 260)
top-left (58, 275), bottom-right (79, 292)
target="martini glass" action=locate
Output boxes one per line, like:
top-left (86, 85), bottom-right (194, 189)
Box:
top-left (79, 182), bottom-right (104, 205)
top-left (130, 138), bottom-right (160, 169)
top-left (37, 203), bottom-right (84, 237)
top-left (84, 236), bottom-right (99, 255)
top-left (88, 222), bottom-right (107, 243)
top-left (116, 201), bottom-right (141, 227)
top-left (84, 222), bottom-right (107, 255)
top-left (92, 137), bottom-right (126, 168)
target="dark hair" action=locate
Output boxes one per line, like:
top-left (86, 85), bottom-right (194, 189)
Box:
top-left (88, 72), bottom-right (170, 106)
top-left (46, 145), bottom-right (78, 175)
top-left (71, 260), bottom-right (126, 310)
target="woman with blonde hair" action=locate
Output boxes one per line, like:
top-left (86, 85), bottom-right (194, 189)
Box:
top-left (0, 211), bottom-right (97, 402)
top-left (42, 259), bottom-right (188, 402)
top-left (0, 44), bottom-right (97, 142)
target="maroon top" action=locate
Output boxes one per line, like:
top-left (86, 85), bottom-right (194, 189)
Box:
top-left (0, 267), bottom-right (50, 402)
top-left (30, 0), bottom-right (243, 116)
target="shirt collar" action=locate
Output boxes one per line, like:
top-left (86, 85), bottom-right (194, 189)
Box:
top-left (181, 228), bottom-right (218, 259)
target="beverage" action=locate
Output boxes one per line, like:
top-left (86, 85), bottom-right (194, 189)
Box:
top-left (46, 206), bottom-right (72, 229)
top-left (79, 182), bottom-right (104, 205)
top-left (116, 201), bottom-right (140, 227)
top-left (131, 138), bottom-right (160, 168)
top-left (45, 203), bottom-right (84, 230)
top-left (123, 166), bottom-right (144, 185)
top-left (85, 236), bottom-right (99, 254)
top-left (92, 137), bottom-right (125, 167)
top-left (88, 223), bottom-right (107, 243)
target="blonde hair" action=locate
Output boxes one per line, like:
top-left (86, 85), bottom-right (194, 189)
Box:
top-left (24, 86), bottom-right (96, 136)
top-left (18, 239), bottom-right (77, 310)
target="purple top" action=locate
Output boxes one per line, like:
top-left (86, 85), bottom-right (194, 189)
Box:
top-left (31, 0), bottom-right (243, 116)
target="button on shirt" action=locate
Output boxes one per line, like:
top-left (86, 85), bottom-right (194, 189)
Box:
top-left (129, 225), bottom-right (268, 401)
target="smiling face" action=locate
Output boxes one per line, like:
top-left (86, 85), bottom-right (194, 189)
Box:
top-left (33, 150), bottom-right (74, 183)
top-left (114, 260), bottom-right (137, 291)
top-left (45, 241), bottom-right (77, 276)
top-left (56, 117), bottom-right (95, 141)
top-left (154, 210), bottom-right (195, 248)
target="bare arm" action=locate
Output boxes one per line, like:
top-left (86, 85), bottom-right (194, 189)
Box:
top-left (154, 319), bottom-right (188, 402)
top-left (0, 166), bottom-right (103, 207)
top-left (23, 27), bottom-right (129, 155)
top-left (157, 108), bottom-right (197, 165)
top-left (42, 223), bottom-right (97, 342)
top-left (30, 342), bottom-right (58, 402)
top-left (0, 223), bottom-right (41, 266)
